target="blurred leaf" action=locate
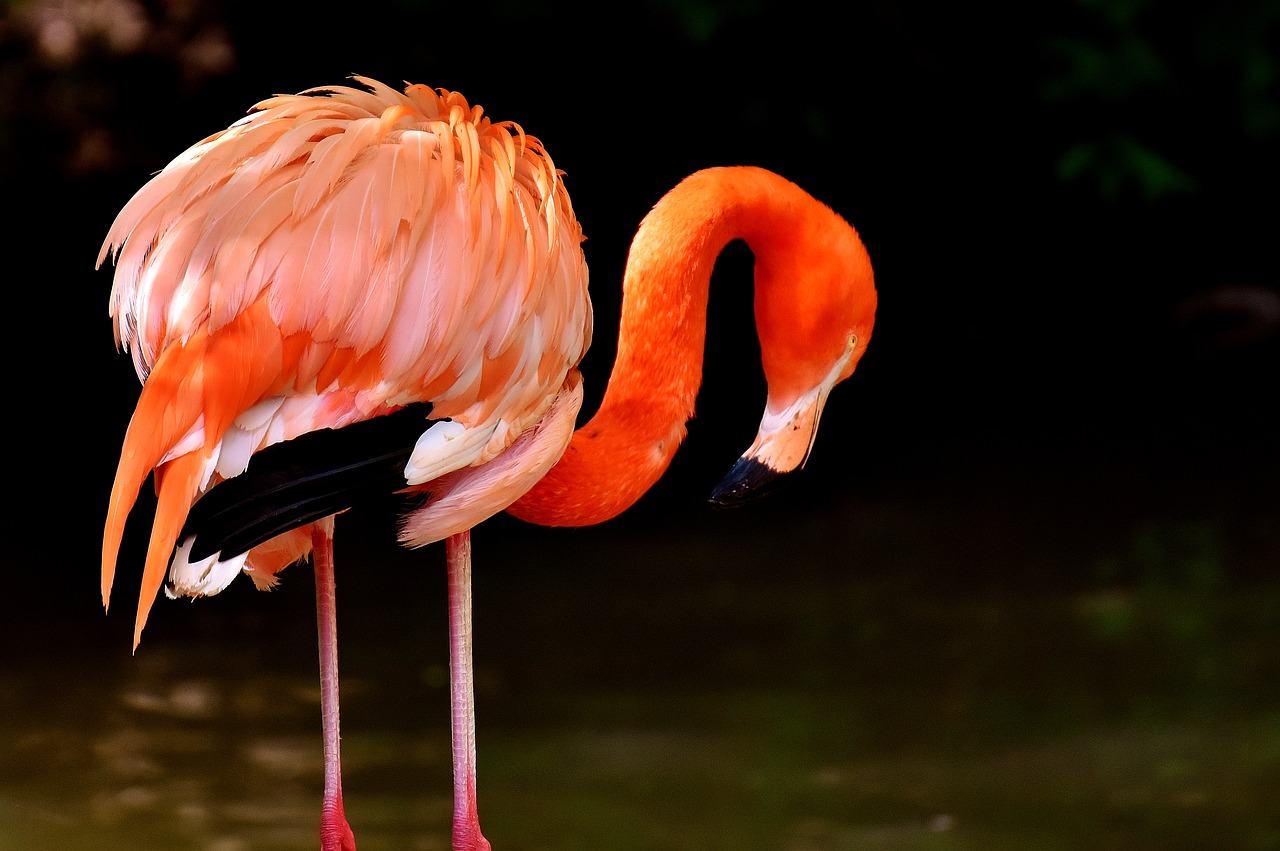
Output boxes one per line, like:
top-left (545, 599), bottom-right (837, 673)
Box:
top-left (1040, 0), bottom-right (1280, 201)
top-left (650, 0), bottom-right (766, 42)
top-left (1077, 0), bottom-right (1152, 27)
top-left (1114, 135), bottom-right (1198, 199)
top-left (1056, 134), bottom-right (1197, 200)
top-left (1041, 32), bottom-right (1167, 102)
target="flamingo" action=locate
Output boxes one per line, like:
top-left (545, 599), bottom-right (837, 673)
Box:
top-left (98, 76), bottom-right (877, 850)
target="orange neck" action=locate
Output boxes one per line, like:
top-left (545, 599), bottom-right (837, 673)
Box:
top-left (507, 166), bottom-right (869, 526)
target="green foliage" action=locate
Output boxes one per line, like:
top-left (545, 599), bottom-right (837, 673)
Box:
top-left (1042, 0), bottom-right (1280, 201)
top-left (1056, 134), bottom-right (1197, 200)
top-left (647, 0), bottom-right (767, 42)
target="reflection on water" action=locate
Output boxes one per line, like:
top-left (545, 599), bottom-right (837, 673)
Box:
top-left (3, 466), bottom-right (1280, 849)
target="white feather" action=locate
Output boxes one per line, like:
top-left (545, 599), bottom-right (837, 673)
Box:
top-left (400, 374), bottom-right (582, 546)
top-left (404, 420), bottom-right (498, 486)
top-left (166, 536), bottom-right (249, 599)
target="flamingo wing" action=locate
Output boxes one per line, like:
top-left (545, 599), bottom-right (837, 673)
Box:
top-left (178, 402), bottom-right (436, 563)
top-left (99, 77), bottom-right (591, 647)
top-left (171, 368), bottom-right (583, 580)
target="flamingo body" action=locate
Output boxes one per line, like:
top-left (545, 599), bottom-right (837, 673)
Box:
top-left (99, 76), bottom-right (876, 850)
top-left (100, 78), bottom-right (590, 645)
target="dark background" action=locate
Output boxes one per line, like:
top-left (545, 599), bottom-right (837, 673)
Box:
top-left (3, 3), bottom-right (1280, 847)
top-left (2, 0), bottom-right (1278, 666)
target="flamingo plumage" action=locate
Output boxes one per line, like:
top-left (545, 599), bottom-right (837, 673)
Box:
top-left (98, 76), bottom-right (876, 850)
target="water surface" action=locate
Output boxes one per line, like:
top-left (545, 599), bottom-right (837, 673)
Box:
top-left (4, 460), bottom-right (1279, 850)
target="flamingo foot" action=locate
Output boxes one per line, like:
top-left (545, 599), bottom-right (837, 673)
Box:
top-left (451, 771), bottom-right (490, 850)
top-left (447, 531), bottom-right (492, 851)
top-left (321, 796), bottom-right (357, 850)
top-left (453, 822), bottom-right (492, 851)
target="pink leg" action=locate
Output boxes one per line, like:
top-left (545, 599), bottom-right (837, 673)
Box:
top-left (447, 531), bottom-right (492, 850)
top-left (314, 518), bottom-right (357, 850)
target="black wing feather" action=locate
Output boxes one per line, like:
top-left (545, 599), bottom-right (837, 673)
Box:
top-left (180, 402), bottom-right (435, 561)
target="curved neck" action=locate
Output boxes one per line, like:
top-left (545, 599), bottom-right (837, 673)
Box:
top-left (508, 166), bottom-right (855, 527)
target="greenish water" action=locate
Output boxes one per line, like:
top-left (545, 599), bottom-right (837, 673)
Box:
top-left (4, 461), bottom-right (1280, 850)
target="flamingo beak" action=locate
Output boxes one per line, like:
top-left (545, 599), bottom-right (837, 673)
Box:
top-left (708, 380), bottom-right (830, 507)
top-left (708, 454), bottom-right (794, 506)
top-left (710, 331), bottom-right (862, 508)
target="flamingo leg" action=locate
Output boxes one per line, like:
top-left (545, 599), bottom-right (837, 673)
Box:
top-left (447, 530), bottom-right (492, 850)
top-left (314, 517), bottom-right (357, 850)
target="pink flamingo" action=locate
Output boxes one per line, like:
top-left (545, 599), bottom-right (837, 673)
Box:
top-left (98, 76), bottom-right (877, 849)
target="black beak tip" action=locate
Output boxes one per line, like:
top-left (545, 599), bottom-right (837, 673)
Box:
top-left (708, 456), bottom-right (791, 509)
